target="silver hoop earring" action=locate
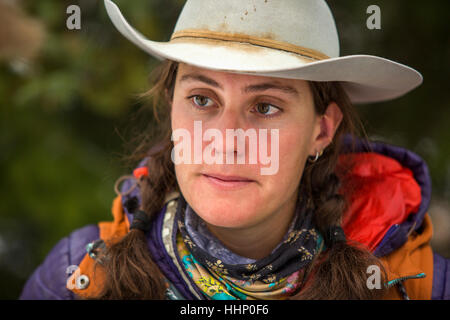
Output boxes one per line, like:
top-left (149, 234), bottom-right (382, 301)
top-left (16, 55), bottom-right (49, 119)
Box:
top-left (308, 150), bottom-right (323, 163)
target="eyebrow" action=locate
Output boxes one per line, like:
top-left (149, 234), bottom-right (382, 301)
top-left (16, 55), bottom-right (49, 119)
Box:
top-left (243, 82), bottom-right (299, 97)
top-left (180, 74), bottom-right (222, 89)
top-left (179, 73), bottom-right (300, 97)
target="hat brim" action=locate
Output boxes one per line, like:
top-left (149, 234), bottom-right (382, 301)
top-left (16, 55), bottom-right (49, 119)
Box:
top-left (105, 0), bottom-right (423, 104)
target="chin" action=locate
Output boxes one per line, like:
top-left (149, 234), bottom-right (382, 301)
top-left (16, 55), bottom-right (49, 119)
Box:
top-left (188, 187), bottom-right (262, 228)
top-left (193, 201), bottom-right (259, 228)
top-left (178, 170), bottom-right (268, 227)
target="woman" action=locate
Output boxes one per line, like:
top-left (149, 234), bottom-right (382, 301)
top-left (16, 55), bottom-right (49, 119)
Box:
top-left (20, 0), bottom-right (449, 300)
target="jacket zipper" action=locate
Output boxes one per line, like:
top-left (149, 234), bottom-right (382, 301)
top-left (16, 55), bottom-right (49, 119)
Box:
top-left (385, 272), bottom-right (426, 288)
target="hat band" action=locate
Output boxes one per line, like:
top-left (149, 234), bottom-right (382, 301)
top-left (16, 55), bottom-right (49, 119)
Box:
top-left (170, 29), bottom-right (330, 61)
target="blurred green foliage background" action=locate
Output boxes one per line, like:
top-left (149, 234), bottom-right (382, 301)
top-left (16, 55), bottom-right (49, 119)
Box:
top-left (0, 0), bottom-right (448, 299)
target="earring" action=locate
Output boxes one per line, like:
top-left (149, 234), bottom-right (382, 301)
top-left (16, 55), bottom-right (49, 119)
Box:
top-left (308, 150), bottom-right (323, 163)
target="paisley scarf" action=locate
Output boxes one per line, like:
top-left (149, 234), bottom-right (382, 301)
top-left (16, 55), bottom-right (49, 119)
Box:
top-left (174, 194), bottom-right (325, 300)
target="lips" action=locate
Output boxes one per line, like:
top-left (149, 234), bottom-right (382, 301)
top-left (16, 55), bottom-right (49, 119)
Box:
top-left (201, 173), bottom-right (255, 190)
top-left (204, 173), bottom-right (253, 182)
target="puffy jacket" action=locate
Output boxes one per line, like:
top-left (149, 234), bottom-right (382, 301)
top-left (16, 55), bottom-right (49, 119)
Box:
top-left (19, 138), bottom-right (450, 299)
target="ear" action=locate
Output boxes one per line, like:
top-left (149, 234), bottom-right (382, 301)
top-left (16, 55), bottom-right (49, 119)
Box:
top-left (309, 102), bottom-right (343, 156)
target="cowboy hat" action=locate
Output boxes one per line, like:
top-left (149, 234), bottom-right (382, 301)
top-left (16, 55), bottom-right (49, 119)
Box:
top-left (104, 0), bottom-right (422, 104)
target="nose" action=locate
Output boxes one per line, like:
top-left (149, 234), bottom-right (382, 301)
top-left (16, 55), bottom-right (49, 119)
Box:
top-left (207, 107), bottom-right (247, 163)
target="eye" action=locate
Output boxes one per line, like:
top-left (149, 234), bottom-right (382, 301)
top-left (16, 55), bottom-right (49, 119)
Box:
top-left (253, 103), bottom-right (281, 117)
top-left (190, 95), bottom-right (214, 108)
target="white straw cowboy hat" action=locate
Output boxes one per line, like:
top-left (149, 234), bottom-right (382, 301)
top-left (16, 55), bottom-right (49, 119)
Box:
top-left (104, 0), bottom-right (422, 104)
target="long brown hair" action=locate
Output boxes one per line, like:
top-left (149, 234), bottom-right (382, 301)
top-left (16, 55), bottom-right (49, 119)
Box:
top-left (92, 60), bottom-right (388, 300)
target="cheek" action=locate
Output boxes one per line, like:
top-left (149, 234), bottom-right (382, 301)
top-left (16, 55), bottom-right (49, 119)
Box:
top-left (279, 127), bottom-right (310, 170)
top-left (174, 163), bottom-right (194, 200)
top-left (171, 100), bottom-right (195, 198)
top-left (278, 104), bottom-right (317, 168)
top-left (171, 100), bottom-right (188, 130)
top-left (265, 128), bottom-right (309, 196)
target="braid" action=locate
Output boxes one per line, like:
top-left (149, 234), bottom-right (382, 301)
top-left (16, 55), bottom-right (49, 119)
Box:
top-left (87, 61), bottom-right (179, 300)
top-left (289, 82), bottom-right (388, 300)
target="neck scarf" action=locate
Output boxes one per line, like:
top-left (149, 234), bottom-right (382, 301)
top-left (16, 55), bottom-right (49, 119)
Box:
top-left (174, 194), bottom-right (325, 300)
top-left (184, 202), bottom-right (300, 265)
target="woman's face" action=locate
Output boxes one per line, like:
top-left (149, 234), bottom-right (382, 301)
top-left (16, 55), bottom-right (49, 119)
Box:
top-left (171, 63), bottom-right (333, 229)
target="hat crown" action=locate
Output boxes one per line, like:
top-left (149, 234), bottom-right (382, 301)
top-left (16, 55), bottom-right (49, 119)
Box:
top-left (173, 0), bottom-right (340, 58)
